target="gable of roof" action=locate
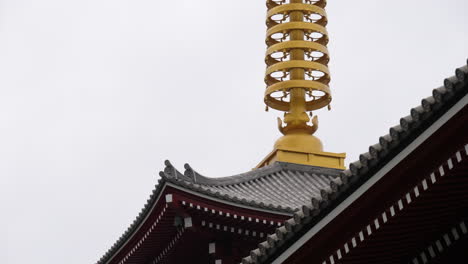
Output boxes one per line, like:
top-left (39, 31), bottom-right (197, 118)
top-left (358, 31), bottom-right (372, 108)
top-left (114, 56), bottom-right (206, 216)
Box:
top-left (242, 61), bottom-right (468, 264)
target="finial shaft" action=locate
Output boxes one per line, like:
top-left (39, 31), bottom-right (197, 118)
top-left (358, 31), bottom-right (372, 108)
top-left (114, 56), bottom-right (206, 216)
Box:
top-left (264, 0), bottom-right (331, 136)
top-left (258, 0), bottom-right (345, 169)
top-left (284, 0), bottom-right (309, 133)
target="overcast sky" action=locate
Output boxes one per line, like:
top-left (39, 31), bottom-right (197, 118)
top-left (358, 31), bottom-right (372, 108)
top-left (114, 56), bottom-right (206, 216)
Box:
top-left (1, 0), bottom-right (467, 263)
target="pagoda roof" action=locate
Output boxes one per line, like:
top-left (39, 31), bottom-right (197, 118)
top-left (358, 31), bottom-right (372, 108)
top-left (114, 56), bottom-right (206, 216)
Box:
top-left (97, 155), bottom-right (342, 264)
top-left (242, 61), bottom-right (468, 264)
top-left (162, 161), bottom-right (343, 213)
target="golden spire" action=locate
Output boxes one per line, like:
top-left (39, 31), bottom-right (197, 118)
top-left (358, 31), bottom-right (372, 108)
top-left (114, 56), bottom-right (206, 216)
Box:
top-left (258, 0), bottom-right (345, 169)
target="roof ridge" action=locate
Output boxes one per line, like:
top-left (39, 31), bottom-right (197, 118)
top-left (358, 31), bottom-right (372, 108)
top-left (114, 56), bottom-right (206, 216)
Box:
top-left (162, 161), bottom-right (342, 187)
top-left (180, 162), bottom-right (283, 186)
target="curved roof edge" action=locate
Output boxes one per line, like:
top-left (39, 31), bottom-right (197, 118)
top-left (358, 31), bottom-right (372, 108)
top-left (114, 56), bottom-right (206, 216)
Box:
top-left (96, 177), bottom-right (165, 264)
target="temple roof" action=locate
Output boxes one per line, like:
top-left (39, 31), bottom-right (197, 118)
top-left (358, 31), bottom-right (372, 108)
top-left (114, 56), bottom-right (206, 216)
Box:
top-left (163, 161), bottom-right (342, 213)
top-left (241, 62), bottom-right (468, 264)
top-left (98, 61), bottom-right (467, 264)
top-left (98, 157), bottom-right (342, 264)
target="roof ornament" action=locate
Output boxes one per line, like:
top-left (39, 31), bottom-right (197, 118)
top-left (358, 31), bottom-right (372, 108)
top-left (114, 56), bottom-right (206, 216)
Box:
top-left (183, 163), bottom-right (198, 183)
top-left (163, 160), bottom-right (179, 179)
top-left (257, 0), bottom-right (345, 169)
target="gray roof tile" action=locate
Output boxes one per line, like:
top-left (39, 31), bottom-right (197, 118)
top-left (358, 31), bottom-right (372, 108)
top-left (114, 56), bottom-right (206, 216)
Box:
top-left (163, 161), bottom-right (342, 212)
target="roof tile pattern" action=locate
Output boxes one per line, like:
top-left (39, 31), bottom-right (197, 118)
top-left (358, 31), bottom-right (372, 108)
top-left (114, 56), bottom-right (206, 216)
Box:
top-left (241, 61), bottom-right (468, 264)
top-left (163, 161), bottom-right (342, 213)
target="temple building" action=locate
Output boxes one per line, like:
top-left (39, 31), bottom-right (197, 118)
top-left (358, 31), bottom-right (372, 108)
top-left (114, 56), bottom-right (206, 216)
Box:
top-left (97, 0), bottom-right (468, 263)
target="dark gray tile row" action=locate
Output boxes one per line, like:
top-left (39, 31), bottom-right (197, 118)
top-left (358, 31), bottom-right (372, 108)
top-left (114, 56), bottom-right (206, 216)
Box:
top-left (96, 177), bottom-right (165, 264)
top-left (241, 61), bottom-right (468, 264)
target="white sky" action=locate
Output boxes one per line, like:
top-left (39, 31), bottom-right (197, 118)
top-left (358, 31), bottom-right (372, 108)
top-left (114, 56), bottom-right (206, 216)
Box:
top-left (1, 0), bottom-right (467, 263)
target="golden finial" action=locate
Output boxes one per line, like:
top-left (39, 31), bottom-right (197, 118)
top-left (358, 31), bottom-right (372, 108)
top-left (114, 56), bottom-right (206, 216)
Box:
top-left (257, 0), bottom-right (345, 169)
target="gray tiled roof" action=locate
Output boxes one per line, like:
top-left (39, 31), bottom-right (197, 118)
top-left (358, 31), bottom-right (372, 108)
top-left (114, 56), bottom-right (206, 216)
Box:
top-left (241, 61), bottom-right (468, 264)
top-left (97, 160), bottom-right (342, 264)
top-left (163, 161), bottom-right (343, 213)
